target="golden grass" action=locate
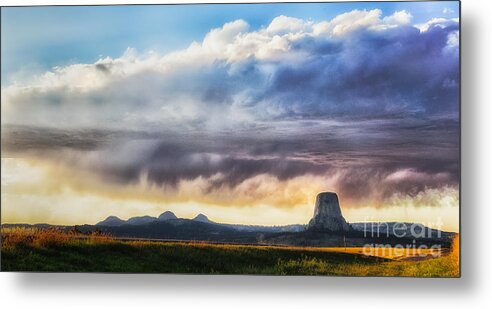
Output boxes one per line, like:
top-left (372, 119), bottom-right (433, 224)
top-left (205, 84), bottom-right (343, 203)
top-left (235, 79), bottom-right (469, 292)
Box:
top-left (1, 227), bottom-right (460, 277)
top-left (1, 227), bottom-right (113, 251)
top-left (273, 238), bottom-right (460, 277)
top-left (450, 235), bottom-right (460, 272)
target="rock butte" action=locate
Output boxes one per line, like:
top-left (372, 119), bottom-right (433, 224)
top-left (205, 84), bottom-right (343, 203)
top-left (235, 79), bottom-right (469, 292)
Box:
top-left (308, 192), bottom-right (350, 232)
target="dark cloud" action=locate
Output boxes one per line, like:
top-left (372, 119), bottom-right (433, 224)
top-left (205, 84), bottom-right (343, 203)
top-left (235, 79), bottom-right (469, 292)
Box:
top-left (260, 24), bottom-right (459, 120)
top-left (1, 125), bottom-right (108, 153)
top-left (1, 15), bottom-right (459, 206)
top-left (2, 112), bottom-right (459, 205)
top-left (95, 63), bottom-right (111, 74)
top-left (2, 19), bottom-right (459, 129)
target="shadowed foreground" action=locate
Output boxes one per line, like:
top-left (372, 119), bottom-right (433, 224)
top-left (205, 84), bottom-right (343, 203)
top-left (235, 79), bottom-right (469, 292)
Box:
top-left (1, 228), bottom-right (459, 277)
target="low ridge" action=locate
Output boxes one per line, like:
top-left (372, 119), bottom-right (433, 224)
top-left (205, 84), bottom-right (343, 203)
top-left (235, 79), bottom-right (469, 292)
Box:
top-left (126, 215), bottom-right (156, 225)
top-left (193, 213), bottom-right (213, 224)
top-left (158, 211), bottom-right (178, 221)
top-left (96, 215), bottom-right (125, 226)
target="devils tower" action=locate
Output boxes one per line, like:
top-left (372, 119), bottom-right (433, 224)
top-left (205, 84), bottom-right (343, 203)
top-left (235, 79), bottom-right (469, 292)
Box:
top-left (308, 192), bottom-right (350, 232)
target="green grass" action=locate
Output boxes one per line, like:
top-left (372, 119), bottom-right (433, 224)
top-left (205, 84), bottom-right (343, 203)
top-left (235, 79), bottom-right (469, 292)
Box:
top-left (0, 228), bottom-right (459, 277)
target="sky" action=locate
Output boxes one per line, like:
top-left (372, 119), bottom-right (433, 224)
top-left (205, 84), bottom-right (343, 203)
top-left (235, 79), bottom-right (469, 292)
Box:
top-left (1, 1), bottom-right (460, 231)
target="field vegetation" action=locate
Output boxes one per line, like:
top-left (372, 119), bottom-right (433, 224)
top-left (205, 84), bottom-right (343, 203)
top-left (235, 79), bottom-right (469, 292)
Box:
top-left (1, 227), bottom-right (459, 277)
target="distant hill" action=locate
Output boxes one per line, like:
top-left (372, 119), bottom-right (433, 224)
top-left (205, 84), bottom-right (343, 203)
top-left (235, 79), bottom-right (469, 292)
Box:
top-left (192, 213), bottom-right (213, 224)
top-left (158, 211), bottom-right (178, 221)
top-left (349, 222), bottom-right (455, 239)
top-left (221, 223), bottom-right (306, 233)
top-left (96, 216), bottom-right (126, 226)
top-left (3, 211), bottom-right (455, 248)
top-left (87, 219), bottom-right (262, 243)
top-left (96, 211), bottom-right (176, 226)
top-left (94, 211), bottom-right (306, 233)
top-left (126, 215), bottom-right (157, 225)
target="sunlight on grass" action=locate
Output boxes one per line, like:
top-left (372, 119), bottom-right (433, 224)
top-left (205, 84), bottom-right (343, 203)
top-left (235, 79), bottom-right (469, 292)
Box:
top-left (1, 227), bottom-right (459, 277)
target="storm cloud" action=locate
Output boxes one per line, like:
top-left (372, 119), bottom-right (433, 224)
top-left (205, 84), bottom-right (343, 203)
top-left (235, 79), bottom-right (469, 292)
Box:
top-left (1, 9), bottom-right (459, 209)
top-left (2, 10), bottom-right (459, 128)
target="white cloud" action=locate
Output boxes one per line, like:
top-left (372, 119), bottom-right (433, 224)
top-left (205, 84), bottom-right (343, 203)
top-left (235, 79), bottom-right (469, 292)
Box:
top-left (382, 10), bottom-right (413, 26)
top-left (313, 9), bottom-right (381, 36)
top-left (1, 11), bottom-right (459, 131)
top-left (443, 30), bottom-right (459, 56)
top-left (1, 11), bottom-right (460, 228)
top-left (415, 17), bottom-right (459, 32)
top-left (386, 186), bottom-right (458, 209)
top-left (202, 19), bottom-right (250, 54)
top-left (266, 15), bottom-right (311, 35)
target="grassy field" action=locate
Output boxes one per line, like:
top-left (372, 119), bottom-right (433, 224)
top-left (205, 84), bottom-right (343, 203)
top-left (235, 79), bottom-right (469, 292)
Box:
top-left (1, 227), bottom-right (459, 277)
